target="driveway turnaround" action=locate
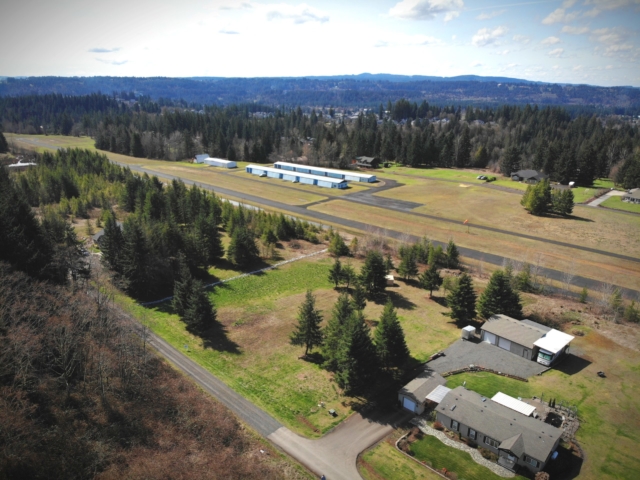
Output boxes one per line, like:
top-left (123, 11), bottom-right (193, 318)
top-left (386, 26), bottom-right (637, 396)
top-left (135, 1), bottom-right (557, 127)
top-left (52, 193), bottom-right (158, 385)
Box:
top-left (428, 339), bottom-right (547, 378)
top-left (146, 328), bottom-right (411, 480)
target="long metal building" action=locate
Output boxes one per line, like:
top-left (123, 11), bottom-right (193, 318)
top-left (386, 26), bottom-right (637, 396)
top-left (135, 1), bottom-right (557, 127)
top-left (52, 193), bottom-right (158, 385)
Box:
top-left (273, 161), bottom-right (376, 183)
top-left (245, 165), bottom-right (348, 189)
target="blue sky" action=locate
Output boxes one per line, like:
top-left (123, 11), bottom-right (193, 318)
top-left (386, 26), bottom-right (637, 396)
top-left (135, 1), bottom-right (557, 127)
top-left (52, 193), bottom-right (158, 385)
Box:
top-left (1, 0), bottom-right (639, 86)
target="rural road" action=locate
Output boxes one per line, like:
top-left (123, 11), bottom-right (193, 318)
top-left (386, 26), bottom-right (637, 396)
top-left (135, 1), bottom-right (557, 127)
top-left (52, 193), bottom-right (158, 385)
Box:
top-left (145, 325), bottom-right (409, 480)
top-left (114, 161), bottom-right (640, 299)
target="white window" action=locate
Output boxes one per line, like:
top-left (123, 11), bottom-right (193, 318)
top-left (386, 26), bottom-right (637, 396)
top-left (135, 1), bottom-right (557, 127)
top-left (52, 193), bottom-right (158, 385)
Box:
top-left (526, 456), bottom-right (539, 468)
top-left (468, 428), bottom-right (477, 440)
top-left (451, 420), bottom-right (459, 431)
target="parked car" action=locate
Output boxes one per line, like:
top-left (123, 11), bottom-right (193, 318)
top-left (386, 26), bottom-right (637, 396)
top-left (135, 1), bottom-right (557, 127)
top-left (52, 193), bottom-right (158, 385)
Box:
top-left (477, 175), bottom-right (487, 180)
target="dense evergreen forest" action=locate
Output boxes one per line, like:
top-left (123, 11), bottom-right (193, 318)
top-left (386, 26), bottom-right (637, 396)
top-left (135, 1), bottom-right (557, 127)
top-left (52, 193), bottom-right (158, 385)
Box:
top-left (2, 93), bottom-right (640, 187)
top-left (1, 75), bottom-right (639, 111)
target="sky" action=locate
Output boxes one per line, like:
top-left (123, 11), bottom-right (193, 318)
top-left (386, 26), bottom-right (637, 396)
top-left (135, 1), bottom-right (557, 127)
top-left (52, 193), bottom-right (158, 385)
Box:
top-left (1, 0), bottom-right (639, 86)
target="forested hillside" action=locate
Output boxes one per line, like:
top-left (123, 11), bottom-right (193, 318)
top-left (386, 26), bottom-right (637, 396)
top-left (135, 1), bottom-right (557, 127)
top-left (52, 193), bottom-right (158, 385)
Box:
top-left (1, 75), bottom-right (639, 111)
top-left (0, 159), bottom-right (304, 480)
top-left (3, 94), bottom-right (640, 187)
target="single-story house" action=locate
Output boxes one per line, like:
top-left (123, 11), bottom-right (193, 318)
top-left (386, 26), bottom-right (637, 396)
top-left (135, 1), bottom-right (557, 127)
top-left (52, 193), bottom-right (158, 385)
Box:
top-left (481, 315), bottom-right (573, 366)
top-left (623, 190), bottom-right (640, 204)
top-left (436, 386), bottom-right (562, 473)
top-left (511, 170), bottom-right (549, 183)
top-left (353, 156), bottom-right (381, 169)
top-left (398, 369), bottom-right (447, 415)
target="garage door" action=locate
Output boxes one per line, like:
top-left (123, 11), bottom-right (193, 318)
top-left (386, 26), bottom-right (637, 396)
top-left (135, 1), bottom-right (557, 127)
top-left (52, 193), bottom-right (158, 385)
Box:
top-left (483, 332), bottom-right (496, 345)
top-left (402, 397), bottom-right (417, 412)
top-left (498, 337), bottom-right (512, 351)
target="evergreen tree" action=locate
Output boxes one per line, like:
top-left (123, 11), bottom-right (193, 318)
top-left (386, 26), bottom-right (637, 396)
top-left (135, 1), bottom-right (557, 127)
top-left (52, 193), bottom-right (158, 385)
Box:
top-left (428, 244), bottom-right (445, 269)
top-left (500, 144), bottom-right (521, 175)
top-left (172, 252), bottom-right (193, 316)
top-left (447, 273), bottom-right (477, 324)
top-left (373, 301), bottom-right (410, 370)
top-left (334, 311), bottom-right (379, 395)
top-left (290, 290), bottom-right (324, 356)
top-left (329, 232), bottom-right (350, 257)
top-left (183, 279), bottom-right (217, 331)
top-left (477, 270), bottom-right (523, 319)
top-left (456, 125), bottom-right (471, 167)
top-left (100, 210), bottom-right (124, 273)
top-left (397, 250), bottom-right (418, 281)
top-left (329, 258), bottom-right (342, 288)
top-left (473, 145), bottom-right (489, 168)
top-left (340, 263), bottom-right (356, 289)
top-left (419, 262), bottom-right (442, 297)
top-left (521, 179), bottom-right (552, 216)
top-left (446, 239), bottom-right (460, 269)
top-left (120, 216), bottom-right (148, 296)
top-left (359, 250), bottom-right (387, 297)
top-left (227, 225), bottom-right (259, 267)
top-left (384, 253), bottom-right (395, 274)
top-left (0, 131), bottom-right (8, 153)
top-left (322, 292), bottom-right (353, 371)
top-left (351, 282), bottom-right (368, 311)
top-left (130, 132), bottom-right (144, 158)
top-left (552, 189), bottom-right (574, 216)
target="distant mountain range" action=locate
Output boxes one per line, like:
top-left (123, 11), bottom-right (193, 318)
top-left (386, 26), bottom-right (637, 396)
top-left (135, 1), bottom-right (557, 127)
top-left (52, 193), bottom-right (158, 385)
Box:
top-left (1, 74), bottom-right (638, 111)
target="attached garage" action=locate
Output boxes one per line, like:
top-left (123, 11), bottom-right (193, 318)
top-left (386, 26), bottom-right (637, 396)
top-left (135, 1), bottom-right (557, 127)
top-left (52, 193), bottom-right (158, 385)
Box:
top-left (483, 331), bottom-right (497, 345)
top-left (398, 370), bottom-right (446, 415)
top-left (498, 337), bottom-right (512, 351)
top-left (402, 397), bottom-right (417, 413)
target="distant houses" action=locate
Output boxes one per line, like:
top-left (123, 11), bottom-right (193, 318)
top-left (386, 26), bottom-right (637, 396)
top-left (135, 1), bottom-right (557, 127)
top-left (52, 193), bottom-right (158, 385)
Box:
top-left (353, 156), bottom-right (381, 169)
top-left (510, 170), bottom-right (548, 183)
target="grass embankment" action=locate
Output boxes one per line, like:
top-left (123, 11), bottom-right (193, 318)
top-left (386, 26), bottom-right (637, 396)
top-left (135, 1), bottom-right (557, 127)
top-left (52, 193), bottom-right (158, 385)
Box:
top-left (360, 440), bottom-right (440, 480)
top-left (600, 195), bottom-right (640, 214)
top-left (444, 328), bottom-right (640, 480)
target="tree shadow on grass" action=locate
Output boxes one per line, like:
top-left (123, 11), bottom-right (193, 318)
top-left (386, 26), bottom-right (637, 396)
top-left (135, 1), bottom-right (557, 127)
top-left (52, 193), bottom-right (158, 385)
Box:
top-left (299, 351), bottom-right (324, 365)
top-left (371, 290), bottom-right (417, 310)
top-left (430, 295), bottom-right (449, 308)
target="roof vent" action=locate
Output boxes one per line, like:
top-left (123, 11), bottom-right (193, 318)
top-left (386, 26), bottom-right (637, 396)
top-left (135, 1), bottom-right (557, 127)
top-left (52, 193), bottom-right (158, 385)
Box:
top-left (481, 397), bottom-right (487, 402)
top-left (451, 404), bottom-right (457, 411)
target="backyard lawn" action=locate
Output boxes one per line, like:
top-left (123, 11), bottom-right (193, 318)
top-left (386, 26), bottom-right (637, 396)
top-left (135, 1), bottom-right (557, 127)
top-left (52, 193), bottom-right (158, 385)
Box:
top-left (600, 195), bottom-right (640, 214)
top-left (359, 440), bottom-right (440, 480)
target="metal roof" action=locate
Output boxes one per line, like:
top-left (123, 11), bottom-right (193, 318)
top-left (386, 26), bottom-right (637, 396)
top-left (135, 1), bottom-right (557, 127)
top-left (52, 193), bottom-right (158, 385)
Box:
top-left (426, 385), bottom-right (451, 404)
top-left (533, 329), bottom-right (574, 354)
top-left (399, 370), bottom-right (446, 404)
top-left (481, 315), bottom-right (548, 348)
top-left (274, 161), bottom-right (375, 181)
top-left (246, 165), bottom-right (347, 184)
top-left (491, 392), bottom-right (537, 417)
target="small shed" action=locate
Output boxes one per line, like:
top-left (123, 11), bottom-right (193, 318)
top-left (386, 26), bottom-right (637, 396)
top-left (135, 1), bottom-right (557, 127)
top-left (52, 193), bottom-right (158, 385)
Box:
top-left (461, 325), bottom-right (476, 340)
top-left (385, 275), bottom-right (395, 286)
top-left (398, 370), bottom-right (446, 414)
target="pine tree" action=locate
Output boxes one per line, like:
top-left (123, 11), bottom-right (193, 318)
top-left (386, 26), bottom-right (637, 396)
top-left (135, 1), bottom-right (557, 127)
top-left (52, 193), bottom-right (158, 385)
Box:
top-left (183, 280), bottom-right (217, 331)
top-left (446, 240), bottom-right (460, 269)
top-left (227, 225), bottom-right (259, 267)
top-left (374, 301), bottom-right (410, 370)
top-left (328, 258), bottom-right (342, 288)
top-left (447, 273), bottom-right (477, 324)
top-left (340, 263), bottom-right (356, 289)
top-left (100, 210), bottom-right (124, 273)
top-left (384, 253), bottom-right (395, 274)
top-left (500, 144), bottom-right (521, 175)
top-left (521, 179), bottom-right (552, 216)
top-left (120, 216), bottom-right (148, 296)
top-left (130, 132), bottom-right (144, 158)
top-left (477, 270), bottom-right (523, 319)
top-left (397, 250), bottom-right (418, 281)
top-left (334, 311), bottom-right (379, 395)
top-left (322, 292), bottom-right (353, 371)
top-left (359, 250), bottom-right (387, 297)
top-left (290, 290), bottom-right (324, 356)
top-left (172, 252), bottom-right (193, 316)
top-left (329, 232), bottom-right (350, 257)
top-left (552, 189), bottom-right (574, 216)
top-left (351, 282), bottom-right (367, 311)
top-left (0, 131), bottom-right (8, 153)
top-left (419, 262), bottom-right (442, 297)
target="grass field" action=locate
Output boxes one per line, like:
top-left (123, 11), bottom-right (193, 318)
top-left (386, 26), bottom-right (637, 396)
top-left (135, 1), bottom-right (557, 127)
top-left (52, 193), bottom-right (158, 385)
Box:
top-left (572, 179), bottom-right (617, 203)
top-left (600, 195), bottom-right (640, 214)
top-left (359, 439), bottom-right (440, 480)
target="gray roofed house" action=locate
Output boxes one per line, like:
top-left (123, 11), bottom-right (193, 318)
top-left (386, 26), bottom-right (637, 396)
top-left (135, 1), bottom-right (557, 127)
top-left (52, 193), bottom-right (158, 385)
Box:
top-left (398, 369), bottom-right (446, 414)
top-left (623, 189), bottom-right (640, 204)
top-left (436, 386), bottom-right (562, 473)
top-left (482, 315), bottom-right (548, 351)
top-left (511, 170), bottom-right (549, 183)
top-left (353, 156), bottom-right (381, 169)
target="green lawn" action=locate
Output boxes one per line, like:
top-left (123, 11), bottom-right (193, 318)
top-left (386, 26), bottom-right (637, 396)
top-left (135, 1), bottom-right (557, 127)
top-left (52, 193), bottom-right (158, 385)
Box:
top-left (410, 435), bottom-right (527, 480)
top-left (360, 441), bottom-right (440, 480)
top-left (572, 179), bottom-right (617, 203)
top-left (380, 166), bottom-right (487, 183)
top-left (600, 195), bottom-right (640, 214)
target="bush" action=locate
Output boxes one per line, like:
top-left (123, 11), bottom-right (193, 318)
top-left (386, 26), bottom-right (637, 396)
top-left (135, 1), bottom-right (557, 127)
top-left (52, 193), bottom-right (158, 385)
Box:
top-left (479, 447), bottom-right (498, 461)
top-left (433, 421), bottom-right (444, 431)
top-left (486, 176), bottom-right (496, 182)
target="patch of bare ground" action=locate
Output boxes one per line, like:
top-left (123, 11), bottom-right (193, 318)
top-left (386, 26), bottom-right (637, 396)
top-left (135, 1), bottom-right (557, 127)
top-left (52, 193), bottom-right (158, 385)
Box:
top-left (523, 293), bottom-right (640, 352)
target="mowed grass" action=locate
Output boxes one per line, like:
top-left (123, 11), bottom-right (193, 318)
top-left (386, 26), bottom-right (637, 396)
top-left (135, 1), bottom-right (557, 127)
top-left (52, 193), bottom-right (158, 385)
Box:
top-left (308, 199), bottom-right (640, 292)
top-left (359, 440), bottom-right (441, 480)
top-left (410, 435), bottom-right (527, 480)
top-left (600, 195), bottom-right (640, 214)
top-left (572, 179), bottom-right (618, 203)
top-left (443, 328), bottom-right (640, 480)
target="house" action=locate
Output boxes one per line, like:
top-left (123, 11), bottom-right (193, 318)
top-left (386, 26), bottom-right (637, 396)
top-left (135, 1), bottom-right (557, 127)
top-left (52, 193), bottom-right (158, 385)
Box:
top-left (398, 369), bottom-right (447, 414)
top-left (511, 170), bottom-right (549, 183)
top-left (623, 190), bottom-right (640, 204)
top-left (481, 315), bottom-right (573, 365)
top-left (194, 154), bottom-right (209, 164)
top-left (436, 387), bottom-right (562, 473)
top-left (353, 156), bottom-right (381, 169)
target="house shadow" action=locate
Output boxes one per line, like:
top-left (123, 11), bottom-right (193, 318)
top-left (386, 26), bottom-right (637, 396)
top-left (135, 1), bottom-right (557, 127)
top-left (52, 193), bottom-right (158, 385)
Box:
top-left (553, 354), bottom-right (591, 376)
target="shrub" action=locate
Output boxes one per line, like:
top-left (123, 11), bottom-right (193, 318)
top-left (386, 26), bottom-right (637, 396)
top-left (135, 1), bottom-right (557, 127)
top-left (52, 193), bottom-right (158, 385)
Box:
top-left (535, 472), bottom-right (550, 480)
top-left (486, 176), bottom-right (496, 182)
top-left (479, 447), bottom-right (498, 461)
top-left (433, 421), bottom-right (444, 431)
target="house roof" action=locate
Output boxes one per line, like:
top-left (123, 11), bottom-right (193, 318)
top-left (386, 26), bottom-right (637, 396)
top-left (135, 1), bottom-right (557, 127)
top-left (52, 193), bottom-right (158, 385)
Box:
top-left (426, 385), bottom-right (451, 404)
top-left (534, 329), bottom-right (574, 354)
top-left (624, 190), bottom-right (640, 200)
top-left (355, 156), bottom-right (379, 165)
top-left (399, 369), bottom-right (446, 404)
top-left (512, 170), bottom-right (548, 180)
top-left (438, 387), bottom-right (562, 462)
top-left (481, 315), bottom-right (548, 349)
top-left (491, 392), bottom-right (537, 417)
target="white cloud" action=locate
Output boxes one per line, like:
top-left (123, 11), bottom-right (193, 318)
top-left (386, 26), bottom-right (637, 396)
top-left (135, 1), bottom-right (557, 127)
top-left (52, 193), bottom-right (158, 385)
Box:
top-left (219, 2), bottom-right (253, 10)
top-left (374, 34), bottom-right (443, 48)
top-left (561, 25), bottom-right (590, 35)
top-left (219, 29), bottom-right (240, 34)
top-left (96, 58), bottom-right (127, 65)
top-left (505, 63), bottom-right (519, 69)
top-left (573, 65), bottom-right (583, 71)
top-left (541, 36), bottom-right (561, 46)
top-left (476, 9), bottom-right (505, 20)
top-left (389, 0), bottom-right (464, 21)
top-left (548, 48), bottom-right (564, 58)
top-left (89, 47), bottom-right (120, 53)
top-left (472, 26), bottom-right (507, 47)
top-left (542, 8), bottom-right (580, 25)
top-left (513, 35), bottom-right (531, 44)
top-left (606, 65), bottom-right (614, 69)
top-left (562, 0), bottom-right (577, 7)
top-left (495, 49), bottom-right (510, 55)
top-left (470, 61), bottom-right (482, 67)
top-left (266, 4), bottom-right (329, 24)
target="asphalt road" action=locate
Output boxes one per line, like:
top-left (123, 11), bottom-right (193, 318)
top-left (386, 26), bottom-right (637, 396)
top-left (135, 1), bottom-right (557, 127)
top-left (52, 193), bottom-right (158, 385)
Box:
top-left (117, 161), bottom-right (640, 299)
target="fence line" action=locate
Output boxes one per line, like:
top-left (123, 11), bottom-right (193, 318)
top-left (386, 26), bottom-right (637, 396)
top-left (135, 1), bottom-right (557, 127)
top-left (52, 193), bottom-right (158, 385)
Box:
top-left (139, 248), bottom-right (328, 307)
